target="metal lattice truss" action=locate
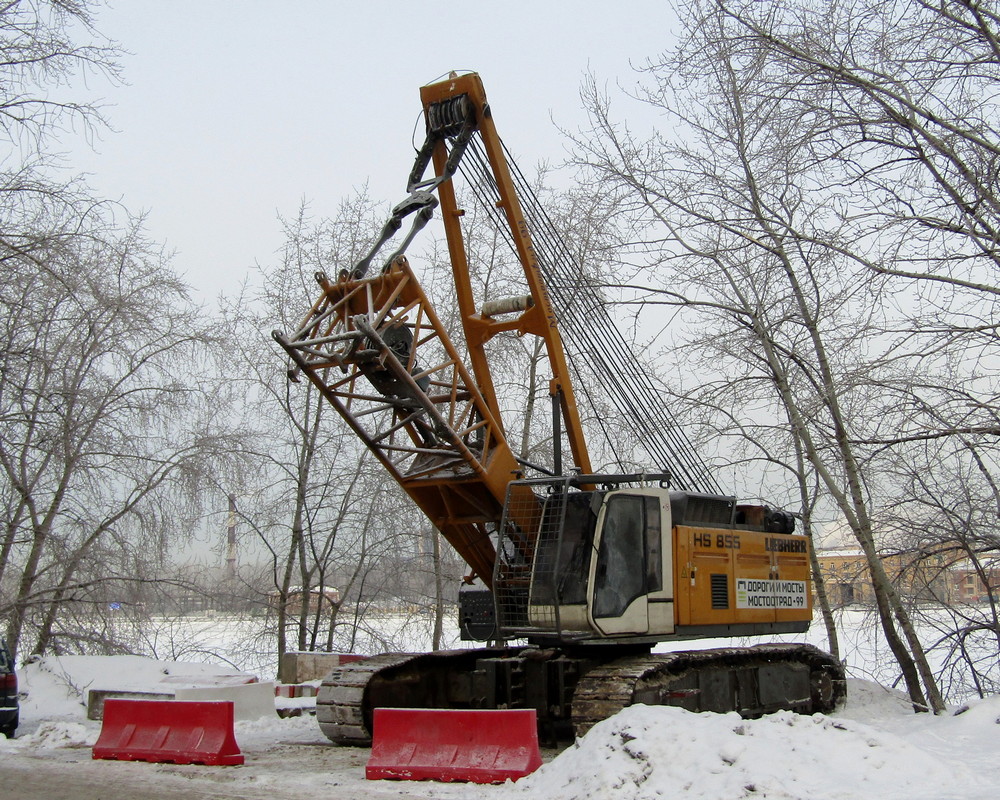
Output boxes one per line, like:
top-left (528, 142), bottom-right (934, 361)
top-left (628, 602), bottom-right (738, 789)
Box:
top-left (273, 256), bottom-right (523, 584)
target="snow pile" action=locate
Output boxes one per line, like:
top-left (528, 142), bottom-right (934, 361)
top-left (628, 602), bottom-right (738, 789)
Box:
top-left (0, 653), bottom-right (271, 755)
top-left (508, 698), bottom-right (973, 800)
top-left (19, 720), bottom-right (93, 749)
top-left (16, 653), bottom-right (258, 721)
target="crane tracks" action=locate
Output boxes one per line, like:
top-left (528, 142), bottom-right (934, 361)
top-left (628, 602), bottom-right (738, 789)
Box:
top-left (572, 644), bottom-right (846, 736)
top-left (315, 653), bottom-right (416, 745)
top-left (315, 648), bottom-right (512, 745)
top-left (315, 644), bottom-right (846, 745)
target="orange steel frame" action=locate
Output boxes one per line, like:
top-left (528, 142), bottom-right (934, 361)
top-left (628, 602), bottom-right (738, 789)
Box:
top-left (277, 258), bottom-right (521, 586)
top-left (420, 73), bottom-right (592, 477)
top-left (278, 73), bottom-right (592, 586)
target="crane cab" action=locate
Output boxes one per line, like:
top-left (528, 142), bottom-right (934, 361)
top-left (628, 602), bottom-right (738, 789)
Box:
top-left (490, 475), bottom-right (812, 645)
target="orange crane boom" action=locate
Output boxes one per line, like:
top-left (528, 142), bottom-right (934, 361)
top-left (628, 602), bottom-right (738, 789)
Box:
top-left (275, 73), bottom-right (591, 587)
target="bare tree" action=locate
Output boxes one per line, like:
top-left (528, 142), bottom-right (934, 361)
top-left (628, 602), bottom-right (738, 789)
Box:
top-left (0, 0), bottom-right (121, 274)
top-left (0, 0), bottom-right (120, 149)
top-left (0, 216), bottom-right (224, 658)
top-left (877, 435), bottom-right (1000, 699)
top-left (703, 0), bottom-right (1000, 708)
top-left (218, 196), bottom-right (430, 675)
top-left (564, 0), bottom-right (992, 710)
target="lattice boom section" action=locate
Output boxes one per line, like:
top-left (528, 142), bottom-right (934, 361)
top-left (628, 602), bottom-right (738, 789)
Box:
top-left (274, 258), bottom-right (524, 584)
top-left (277, 260), bottom-right (497, 482)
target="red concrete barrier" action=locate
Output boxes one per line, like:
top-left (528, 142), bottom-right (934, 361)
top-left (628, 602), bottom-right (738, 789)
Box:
top-left (92, 698), bottom-right (244, 766)
top-left (366, 708), bottom-right (543, 784)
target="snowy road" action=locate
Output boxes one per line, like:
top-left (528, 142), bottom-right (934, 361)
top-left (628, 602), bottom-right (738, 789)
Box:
top-left (8, 755), bottom-right (279, 800)
top-left (5, 734), bottom-right (500, 800)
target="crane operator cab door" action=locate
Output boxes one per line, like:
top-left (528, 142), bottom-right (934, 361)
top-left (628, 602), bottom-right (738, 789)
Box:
top-left (587, 489), bottom-right (673, 637)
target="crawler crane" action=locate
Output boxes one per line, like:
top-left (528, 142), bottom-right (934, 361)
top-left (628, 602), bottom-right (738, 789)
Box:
top-left (273, 72), bottom-right (845, 744)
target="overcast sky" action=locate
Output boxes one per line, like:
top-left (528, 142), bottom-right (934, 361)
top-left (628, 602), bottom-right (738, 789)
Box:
top-left (63, 1), bottom-right (678, 301)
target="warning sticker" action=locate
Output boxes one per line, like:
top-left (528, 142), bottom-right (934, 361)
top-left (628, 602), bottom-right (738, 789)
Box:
top-left (735, 579), bottom-right (808, 610)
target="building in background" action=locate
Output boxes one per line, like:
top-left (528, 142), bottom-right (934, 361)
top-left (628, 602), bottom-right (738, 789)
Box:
top-left (268, 586), bottom-right (341, 616)
top-left (815, 546), bottom-right (1000, 606)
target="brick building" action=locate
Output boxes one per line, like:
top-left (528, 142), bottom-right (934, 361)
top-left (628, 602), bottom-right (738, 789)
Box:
top-left (815, 546), bottom-right (999, 606)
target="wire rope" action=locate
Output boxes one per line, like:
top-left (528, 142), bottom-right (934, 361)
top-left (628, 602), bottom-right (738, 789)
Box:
top-left (454, 134), bottom-right (722, 494)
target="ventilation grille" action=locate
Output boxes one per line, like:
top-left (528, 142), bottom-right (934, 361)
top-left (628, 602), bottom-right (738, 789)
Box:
top-left (711, 574), bottom-right (729, 609)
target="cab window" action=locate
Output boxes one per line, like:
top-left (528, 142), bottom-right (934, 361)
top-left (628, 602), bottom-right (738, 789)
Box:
top-left (593, 495), bottom-right (662, 618)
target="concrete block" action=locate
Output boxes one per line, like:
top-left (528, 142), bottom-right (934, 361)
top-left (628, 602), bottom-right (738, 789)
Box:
top-left (175, 681), bottom-right (276, 720)
top-left (87, 689), bottom-right (175, 721)
top-left (276, 683), bottom-right (319, 698)
top-left (280, 652), bottom-right (366, 683)
top-left (160, 673), bottom-right (256, 687)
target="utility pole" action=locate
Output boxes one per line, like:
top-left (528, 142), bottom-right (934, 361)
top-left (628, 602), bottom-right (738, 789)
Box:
top-left (226, 493), bottom-right (238, 579)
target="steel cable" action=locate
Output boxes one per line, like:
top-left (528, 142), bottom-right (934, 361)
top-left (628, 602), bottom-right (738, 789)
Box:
top-left (455, 135), bottom-right (721, 494)
top-left (501, 142), bottom-right (721, 493)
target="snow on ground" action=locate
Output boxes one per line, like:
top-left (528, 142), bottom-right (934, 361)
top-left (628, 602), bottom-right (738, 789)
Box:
top-left (2, 649), bottom-right (1000, 799)
top-left (14, 653), bottom-right (258, 720)
top-left (100, 609), bottom-right (466, 681)
top-left (508, 681), bottom-right (1000, 800)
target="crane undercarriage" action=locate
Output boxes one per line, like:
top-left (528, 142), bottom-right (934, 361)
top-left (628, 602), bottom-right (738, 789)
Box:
top-left (316, 643), bottom-right (846, 745)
